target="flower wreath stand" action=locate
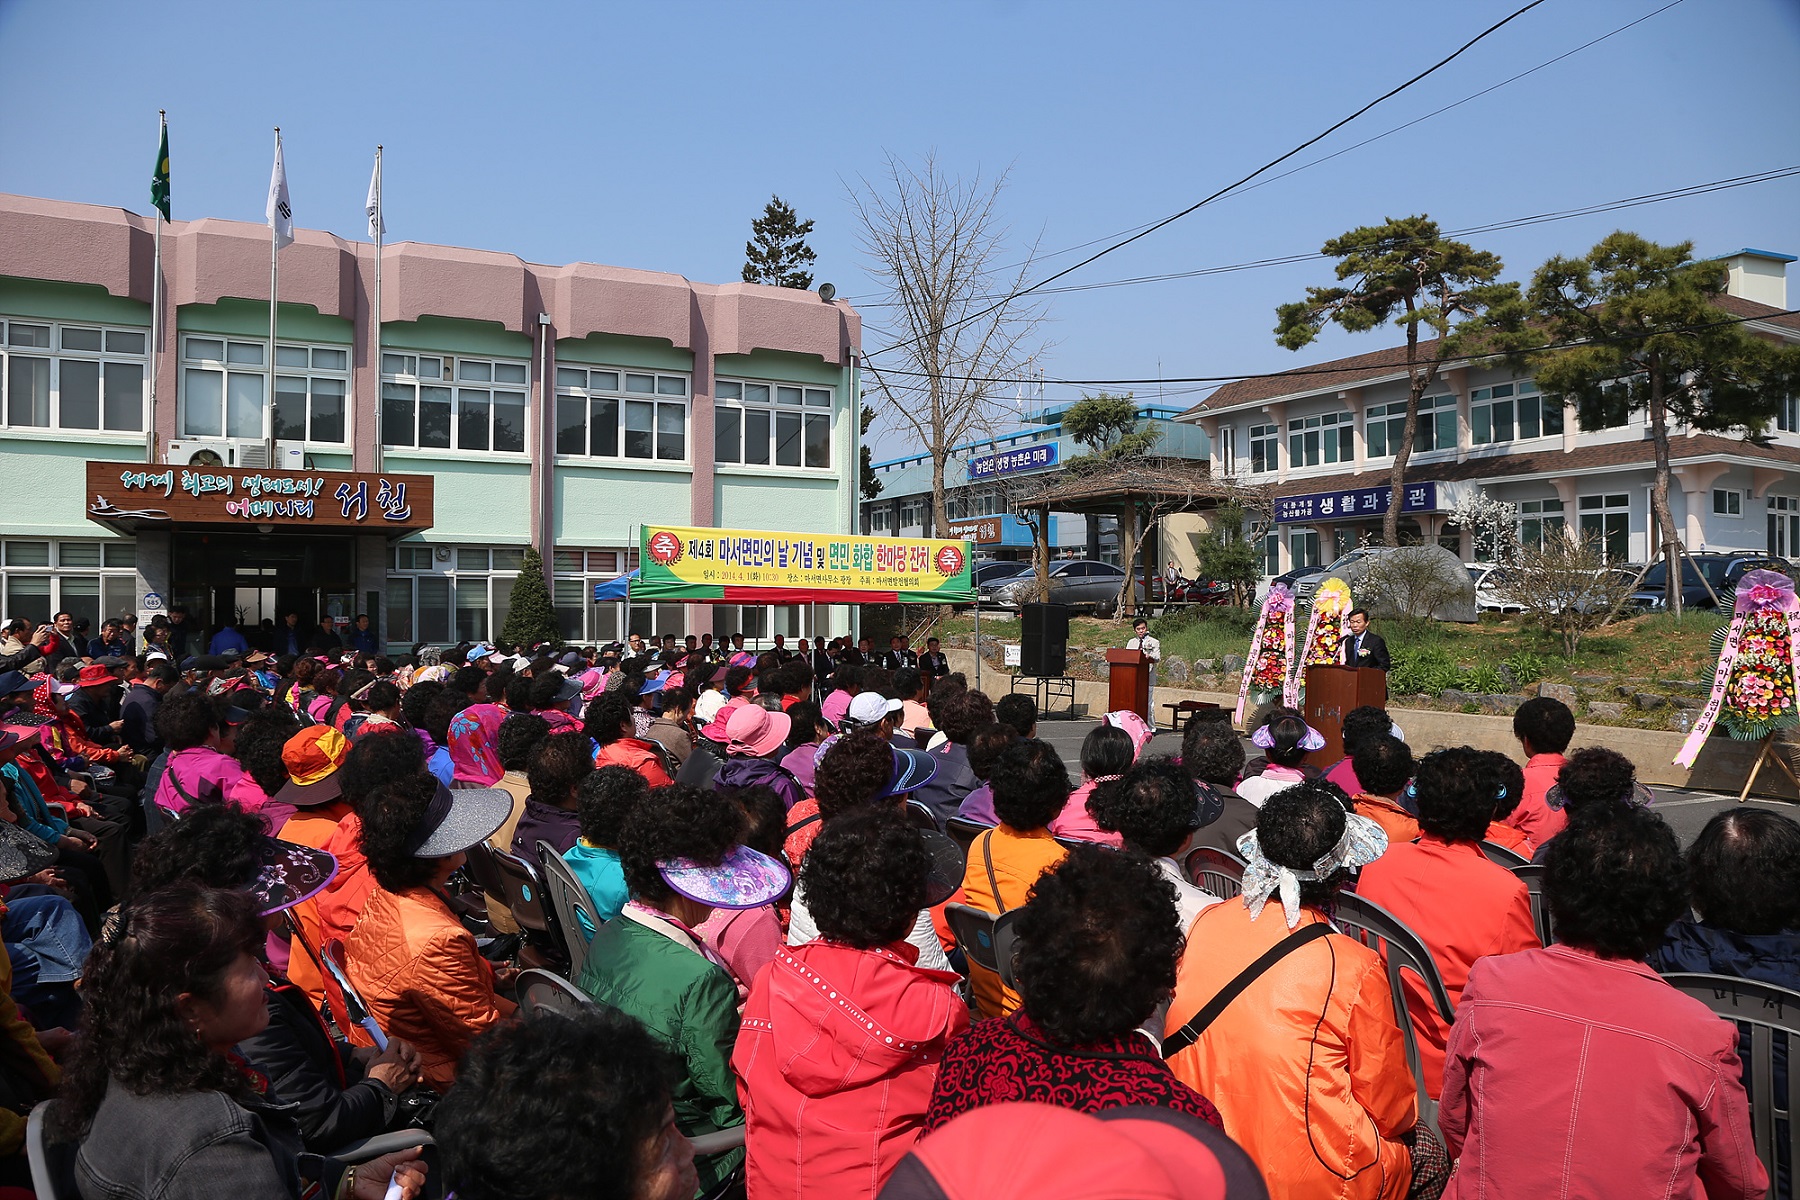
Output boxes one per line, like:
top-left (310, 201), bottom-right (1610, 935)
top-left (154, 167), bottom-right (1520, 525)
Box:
top-left (1674, 569), bottom-right (1800, 802)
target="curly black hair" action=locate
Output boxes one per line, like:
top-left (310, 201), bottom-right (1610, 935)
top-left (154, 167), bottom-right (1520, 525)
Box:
top-left (55, 884), bottom-right (264, 1139)
top-left (618, 782), bottom-right (747, 905)
top-left (152, 690), bottom-right (218, 752)
top-left (815, 728), bottom-right (899, 821)
top-left (1257, 779), bottom-right (1354, 908)
top-left (1686, 809), bottom-right (1800, 935)
top-left (1351, 734), bottom-right (1414, 798)
top-left (527, 672), bottom-right (567, 713)
top-left (1180, 714), bottom-right (1245, 788)
top-left (783, 701), bottom-right (825, 751)
top-left (1340, 705), bottom-right (1394, 757)
top-left (527, 731), bottom-right (594, 810)
top-left (658, 686), bottom-right (694, 716)
top-left (726, 785), bottom-right (789, 862)
top-left (1514, 695), bottom-right (1575, 755)
top-left (583, 691), bottom-right (637, 747)
top-left (339, 726), bottom-right (428, 811)
top-left (422, 689), bottom-right (469, 746)
top-left (724, 665), bottom-right (754, 697)
top-left (1546, 803), bottom-right (1686, 960)
top-left (497, 711), bottom-right (551, 773)
top-left (993, 693), bottom-right (1038, 739)
top-left (1089, 757), bottom-right (1201, 858)
top-left (358, 770), bottom-right (445, 892)
top-left (925, 675), bottom-right (966, 728)
top-left (937, 689), bottom-right (995, 746)
top-left (577, 766), bottom-right (649, 851)
top-left (502, 673), bottom-right (534, 714)
top-left (893, 666), bottom-right (926, 703)
top-left (1410, 747), bottom-right (1490, 843)
top-left (990, 739), bottom-right (1072, 832)
top-left (128, 803), bottom-right (265, 899)
top-left (400, 679), bottom-right (443, 730)
top-left (234, 706), bottom-right (301, 798)
top-left (452, 666), bottom-right (488, 698)
top-left (436, 1008), bottom-right (679, 1200)
top-left (365, 680), bottom-right (401, 714)
top-left (966, 723), bottom-right (1017, 783)
top-left (801, 806), bottom-right (927, 948)
top-left (1014, 845), bottom-right (1183, 1045)
top-left (1556, 747), bottom-right (1638, 817)
top-left (1078, 724), bottom-right (1135, 781)
top-left (828, 664), bottom-right (863, 695)
top-left (1472, 749), bottom-right (1525, 823)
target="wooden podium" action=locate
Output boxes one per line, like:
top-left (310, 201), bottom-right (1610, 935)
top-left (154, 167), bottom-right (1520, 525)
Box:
top-left (1303, 666), bottom-right (1388, 764)
top-left (1106, 648), bottom-right (1151, 721)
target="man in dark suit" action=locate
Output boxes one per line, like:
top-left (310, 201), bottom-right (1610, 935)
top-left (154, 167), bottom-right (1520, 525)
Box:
top-left (881, 635), bottom-right (918, 671)
top-left (918, 637), bottom-right (949, 678)
top-left (1341, 608), bottom-right (1391, 670)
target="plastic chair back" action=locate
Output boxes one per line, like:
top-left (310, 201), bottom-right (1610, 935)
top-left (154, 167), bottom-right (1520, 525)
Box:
top-left (461, 839), bottom-right (509, 901)
top-left (905, 801), bottom-right (939, 832)
top-left (1510, 862), bottom-right (1554, 945)
top-left (1183, 846), bottom-right (1246, 900)
top-left (319, 938), bottom-right (388, 1051)
top-left (536, 840), bottom-right (602, 978)
top-left (517, 967), bottom-right (598, 1018)
top-left (945, 817), bottom-right (992, 855)
top-left (1662, 971), bottom-right (1800, 1196)
top-left (26, 1100), bottom-right (76, 1199)
top-left (489, 846), bottom-right (570, 971)
top-left (1479, 840), bottom-right (1528, 868)
top-left (944, 903), bottom-right (1021, 990)
top-left (1329, 890), bottom-right (1456, 1136)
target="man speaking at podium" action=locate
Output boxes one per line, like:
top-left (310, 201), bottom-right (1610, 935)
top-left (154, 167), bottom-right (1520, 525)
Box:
top-left (1126, 616), bottom-right (1162, 725)
top-left (1341, 608), bottom-right (1391, 670)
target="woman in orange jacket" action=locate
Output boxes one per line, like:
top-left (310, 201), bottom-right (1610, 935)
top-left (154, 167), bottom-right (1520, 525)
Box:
top-left (1165, 780), bottom-right (1446, 1200)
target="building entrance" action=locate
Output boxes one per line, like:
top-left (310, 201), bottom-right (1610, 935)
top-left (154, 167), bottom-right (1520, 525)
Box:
top-left (170, 531), bottom-right (357, 647)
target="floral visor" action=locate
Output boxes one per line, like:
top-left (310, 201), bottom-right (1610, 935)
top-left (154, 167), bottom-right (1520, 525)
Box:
top-left (252, 838), bottom-right (339, 916)
top-left (658, 845), bottom-right (792, 910)
top-left (1544, 780), bottom-right (1656, 812)
top-left (1250, 721), bottom-right (1326, 752)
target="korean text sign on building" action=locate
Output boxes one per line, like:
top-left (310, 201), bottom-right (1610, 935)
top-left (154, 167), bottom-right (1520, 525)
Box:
top-left (84, 461), bottom-right (434, 531)
top-left (1274, 482), bottom-right (1438, 525)
top-left (969, 442), bottom-right (1058, 480)
top-left (635, 526), bottom-right (974, 604)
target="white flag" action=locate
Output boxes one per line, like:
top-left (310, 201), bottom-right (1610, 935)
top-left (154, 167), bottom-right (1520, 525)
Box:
top-left (266, 136), bottom-right (293, 250)
top-left (366, 152), bottom-right (384, 241)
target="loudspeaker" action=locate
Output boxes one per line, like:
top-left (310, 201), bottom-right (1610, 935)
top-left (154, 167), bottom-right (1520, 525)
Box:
top-left (1020, 603), bottom-right (1070, 677)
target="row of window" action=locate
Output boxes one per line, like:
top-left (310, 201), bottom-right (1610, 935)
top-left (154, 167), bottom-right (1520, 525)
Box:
top-left (0, 538), bottom-right (141, 630)
top-left (3, 320), bottom-right (148, 433)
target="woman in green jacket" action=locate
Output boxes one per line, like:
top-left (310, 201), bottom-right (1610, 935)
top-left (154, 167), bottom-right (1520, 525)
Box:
top-left (577, 782), bottom-right (790, 1194)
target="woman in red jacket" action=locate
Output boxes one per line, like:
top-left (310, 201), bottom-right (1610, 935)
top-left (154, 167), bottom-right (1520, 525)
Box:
top-left (585, 691), bottom-right (672, 788)
top-left (734, 805), bottom-right (967, 1200)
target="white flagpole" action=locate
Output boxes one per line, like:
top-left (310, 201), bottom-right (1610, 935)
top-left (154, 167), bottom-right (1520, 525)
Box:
top-left (268, 127), bottom-right (281, 437)
top-left (149, 109), bottom-right (165, 464)
top-left (371, 145), bottom-right (384, 470)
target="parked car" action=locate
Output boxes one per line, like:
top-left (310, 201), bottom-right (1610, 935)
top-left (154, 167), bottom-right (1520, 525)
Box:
top-left (986, 558), bottom-right (1145, 617)
top-left (1627, 554), bottom-right (1793, 612)
top-left (1292, 544), bottom-right (1477, 622)
top-left (1467, 563), bottom-right (1524, 613)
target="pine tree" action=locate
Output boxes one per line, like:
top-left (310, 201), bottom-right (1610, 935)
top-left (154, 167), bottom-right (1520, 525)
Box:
top-left (742, 195), bottom-right (817, 289)
top-left (501, 547), bottom-right (561, 650)
top-left (859, 403), bottom-right (883, 500)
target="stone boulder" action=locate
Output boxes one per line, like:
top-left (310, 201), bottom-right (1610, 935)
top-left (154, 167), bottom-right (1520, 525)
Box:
top-left (1587, 701), bottom-right (1626, 720)
top-left (1633, 693), bottom-right (1669, 712)
top-left (1535, 682), bottom-right (1579, 707)
top-left (1439, 688), bottom-right (1481, 708)
top-left (1195, 658), bottom-right (1220, 673)
top-left (1222, 653), bottom-right (1247, 674)
top-left (1479, 693), bottom-right (1530, 715)
top-left (1162, 658), bottom-right (1190, 686)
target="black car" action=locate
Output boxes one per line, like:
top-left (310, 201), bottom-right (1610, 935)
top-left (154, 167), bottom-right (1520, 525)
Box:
top-left (1628, 554), bottom-right (1794, 612)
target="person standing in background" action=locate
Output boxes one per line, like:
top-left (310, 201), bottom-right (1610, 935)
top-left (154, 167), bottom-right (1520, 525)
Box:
top-left (1125, 617), bottom-right (1161, 726)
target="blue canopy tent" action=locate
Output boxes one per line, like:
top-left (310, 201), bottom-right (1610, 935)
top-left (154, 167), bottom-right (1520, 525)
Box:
top-left (591, 569), bottom-right (640, 602)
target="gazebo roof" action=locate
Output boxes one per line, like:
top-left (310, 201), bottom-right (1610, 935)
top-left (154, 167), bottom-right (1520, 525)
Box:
top-left (1013, 456), bottom-right (1270, 514)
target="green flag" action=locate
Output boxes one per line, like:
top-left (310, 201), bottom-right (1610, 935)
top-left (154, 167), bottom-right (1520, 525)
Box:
top-left (150, 120), bottom-right (170, 221)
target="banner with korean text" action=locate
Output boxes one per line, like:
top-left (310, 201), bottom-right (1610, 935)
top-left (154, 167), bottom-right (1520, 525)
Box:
top-left (635, 526), bottom-right (974, 604)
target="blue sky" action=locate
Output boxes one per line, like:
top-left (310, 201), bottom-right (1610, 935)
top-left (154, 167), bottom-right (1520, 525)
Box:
top-left (2, 0), bottom-right (1796, 455)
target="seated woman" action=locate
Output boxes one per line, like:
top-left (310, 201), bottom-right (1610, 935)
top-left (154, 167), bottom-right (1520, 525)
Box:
top-left (564, 765), bottom-right (646, 933)
top-left (151, 690), bottom-right (246, 815)
top-left (1046, 720), bottom-right (1133, 846)
top-left (926, 845), bottom-right (1221, 1133)
top-left (1531, 746), bottom-right (1653, 862)
top-left (1651, 807), bottom-right (1800, 986)
top-left (1232, 709), bottom-right (1322, 808)
top-left (585, 690), bottom-right (673, 788)
top-left (736, 806), bottom-right (968, 1199)
top-left (436, 1009), bottom-right (698, 1200)
top-left (1471, 749), bottom-right (1532, 857)
top-left (1442, 805), bottom-right (1766, 1198)
top-left (1089, 757), bottom-right (1224, 931)
top-left (1165, 780), bottom-right (1436, 1200)
top-left (344, 771), bottom-right (517, 1093)
top-left (776, 701), bottom-right (832, 798)
top-left (127, 803), bottom-right (426, 1151)
top-left (1347, 734), bottom-right (1419, 844)
top-left (960, 739), bottom-right (1072, 1017)
top-left (58, 884), bottom-right (426, 1199)
top-left (951, 722), bottom-right (1018, 827)
top-left (1356, 747), bottom-right (1539, 1100)
top-left (578, 781), bottom-right (790, 1196)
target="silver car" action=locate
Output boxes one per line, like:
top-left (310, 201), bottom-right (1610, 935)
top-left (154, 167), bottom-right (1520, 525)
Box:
top-left (988, 559), bottom-right (1146, 616)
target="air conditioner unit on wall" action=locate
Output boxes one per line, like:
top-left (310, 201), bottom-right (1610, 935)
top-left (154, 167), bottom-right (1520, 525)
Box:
top-left (163, 438), bottom-right (232, 468)
top-left (272, 441), bottom-right (306, 471)
top-left (163, 439), bottom-right (306, 470)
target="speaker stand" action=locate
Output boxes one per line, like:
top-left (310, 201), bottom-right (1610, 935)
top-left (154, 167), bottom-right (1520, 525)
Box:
top-left (1010, 673), bottom-right (1078, 718)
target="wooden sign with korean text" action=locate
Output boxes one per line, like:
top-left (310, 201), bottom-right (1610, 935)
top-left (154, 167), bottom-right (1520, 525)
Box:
top-left (84, 461), bottom-right (434, 532)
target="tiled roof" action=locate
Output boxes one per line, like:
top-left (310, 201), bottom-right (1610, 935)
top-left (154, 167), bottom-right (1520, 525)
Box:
top-left (1188, 296), bottom-right (1800, 418)
top-left (1263, 432), bottom-right (1800, 499)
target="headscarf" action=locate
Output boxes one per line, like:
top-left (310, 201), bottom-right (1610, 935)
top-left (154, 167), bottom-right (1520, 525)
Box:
top-left (1236, 813), bottom-right (1387, 930)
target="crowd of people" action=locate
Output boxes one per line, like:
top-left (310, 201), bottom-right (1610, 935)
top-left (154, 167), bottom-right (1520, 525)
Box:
top-left (0, 610), bottom-right (1790, 1199)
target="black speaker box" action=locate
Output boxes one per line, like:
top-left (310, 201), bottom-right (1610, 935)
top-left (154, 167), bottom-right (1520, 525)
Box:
top-left (1020, 603), bottom-right (1070, 676)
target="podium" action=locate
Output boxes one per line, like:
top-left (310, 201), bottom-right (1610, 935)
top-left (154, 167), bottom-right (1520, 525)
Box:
top-left (1106, 648), bottom-right (1151, 721)
top-left (1303, 666), bottom-right (1387, 764)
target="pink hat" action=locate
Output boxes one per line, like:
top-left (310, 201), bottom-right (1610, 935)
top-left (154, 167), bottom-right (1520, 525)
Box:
top-left (725, 704), bottom-right (790, 758)
top-left (1103, 710), bottom-right (1155, 759)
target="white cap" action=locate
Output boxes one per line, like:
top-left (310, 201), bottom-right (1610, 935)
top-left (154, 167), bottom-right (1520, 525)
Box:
top-left (847, 693), bottom-right (903, 725)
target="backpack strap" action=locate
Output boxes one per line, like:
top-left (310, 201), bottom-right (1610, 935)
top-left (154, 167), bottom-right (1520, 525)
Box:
top-left (1162, 922), bottom-right (1332, 1059)
top-left (982, 831), bottom-right (1007, 915)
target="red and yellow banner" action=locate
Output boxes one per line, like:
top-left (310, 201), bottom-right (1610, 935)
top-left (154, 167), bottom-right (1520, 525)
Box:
top-left (635, 526), bottom-right (974, 604)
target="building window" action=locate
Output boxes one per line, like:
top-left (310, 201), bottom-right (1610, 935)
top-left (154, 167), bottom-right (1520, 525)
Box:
top-left (1287, 411), bottom-right (1353, 468)
top-left (1288, 528), bottom-right (1320, 570)
top-left (0, 538), bottom-right (138, 628)
top-left (1714, 488), bottom-right (1743, 517)
top-left (714, 378), bottom-right (831, 469)
top-left (1249, 424), bottom-right (1278, 473)
top-left (1777, 395), bottom-right (1798, 434)
top-left (270, 344), bottom-right (351, 443)
top-left (898, 499), bottom-right (926, 530)
top-left (868, 506), bottom-right (892, 534)
top-left (1471, 380), bottom-right (1561, 445)
top-left (385, 544), bottom-right (523, 644)
top-left (1578, 493), bottom-right (1631, 561)
top-left (1366, 395), bottom-right (1456, 457)
top-left (1260, 532), bottom-right (1280, 576)
top-left (1218, 425), bottom-right (1237, 475)
top-left (186, 338), bottom-right (349, 443)
top-left (712, 604), bottom-right (807, 642)
top-left (555, 366), bottom-right (690, 463)
top-left (1770, 496), bottom-right (1800, 557)
top-left (382, 354), bottom-right (528, 454)
top-left (1517, 498), bottom-right (1566, 551)
top-left (2, 319), bottom-right (146, 434)
top-left (1580, 381), bottom-right (1634, 432)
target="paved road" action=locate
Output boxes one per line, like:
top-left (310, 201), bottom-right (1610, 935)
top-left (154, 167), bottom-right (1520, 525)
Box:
top-left (1028, 716), bottom-right (1793, 848)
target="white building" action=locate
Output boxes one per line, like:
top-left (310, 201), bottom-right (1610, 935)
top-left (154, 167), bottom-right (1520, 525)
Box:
top-left (1180, 250), bottom-right (1800, 575)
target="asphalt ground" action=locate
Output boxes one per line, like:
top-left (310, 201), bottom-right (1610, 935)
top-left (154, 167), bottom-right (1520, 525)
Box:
top-left (1025, 715), bottom-right (1795, 849)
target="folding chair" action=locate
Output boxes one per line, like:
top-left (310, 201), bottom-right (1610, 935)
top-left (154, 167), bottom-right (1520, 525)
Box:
top-left (1510, 862), bottom-right (1554, 945)
top-left (905, 801), bottom-right (939, 832)
top-left (1183, 846), bottom-right (1246, 900)
top-left (944, 903), bottom-right (1022, 991)
top-left (945, 817), bottom-right (993, 855)
top-left (489, 846), bottom-right (570, 972)
top-left (1478, 840), bottom-right (1528, 868)
top-left (536, 840), bottom-right (603, 978)
top-left (1662, 972), bottom-right (1799, 1197)
top-left (1329, 891), bottom-right (1457, 1136)
top-left (517, 966), bottom-right (598, 1018)
top-left (26, 1100), bottom-right (75, 1199)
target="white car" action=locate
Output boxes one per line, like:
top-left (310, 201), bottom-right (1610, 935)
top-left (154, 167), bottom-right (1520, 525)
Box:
top-left (1466, 563), bottom-right (1523, 613)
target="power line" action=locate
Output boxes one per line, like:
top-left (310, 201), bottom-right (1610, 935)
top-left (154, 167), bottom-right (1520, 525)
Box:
top-left (864, 0), bottom-right (1551, 358)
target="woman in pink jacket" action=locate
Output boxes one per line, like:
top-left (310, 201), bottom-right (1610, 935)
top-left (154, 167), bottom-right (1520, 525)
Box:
top-left (1441, 803), bottom-right (1767, 1199)
top-left (734, 805), bottom-right (967, 1200)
